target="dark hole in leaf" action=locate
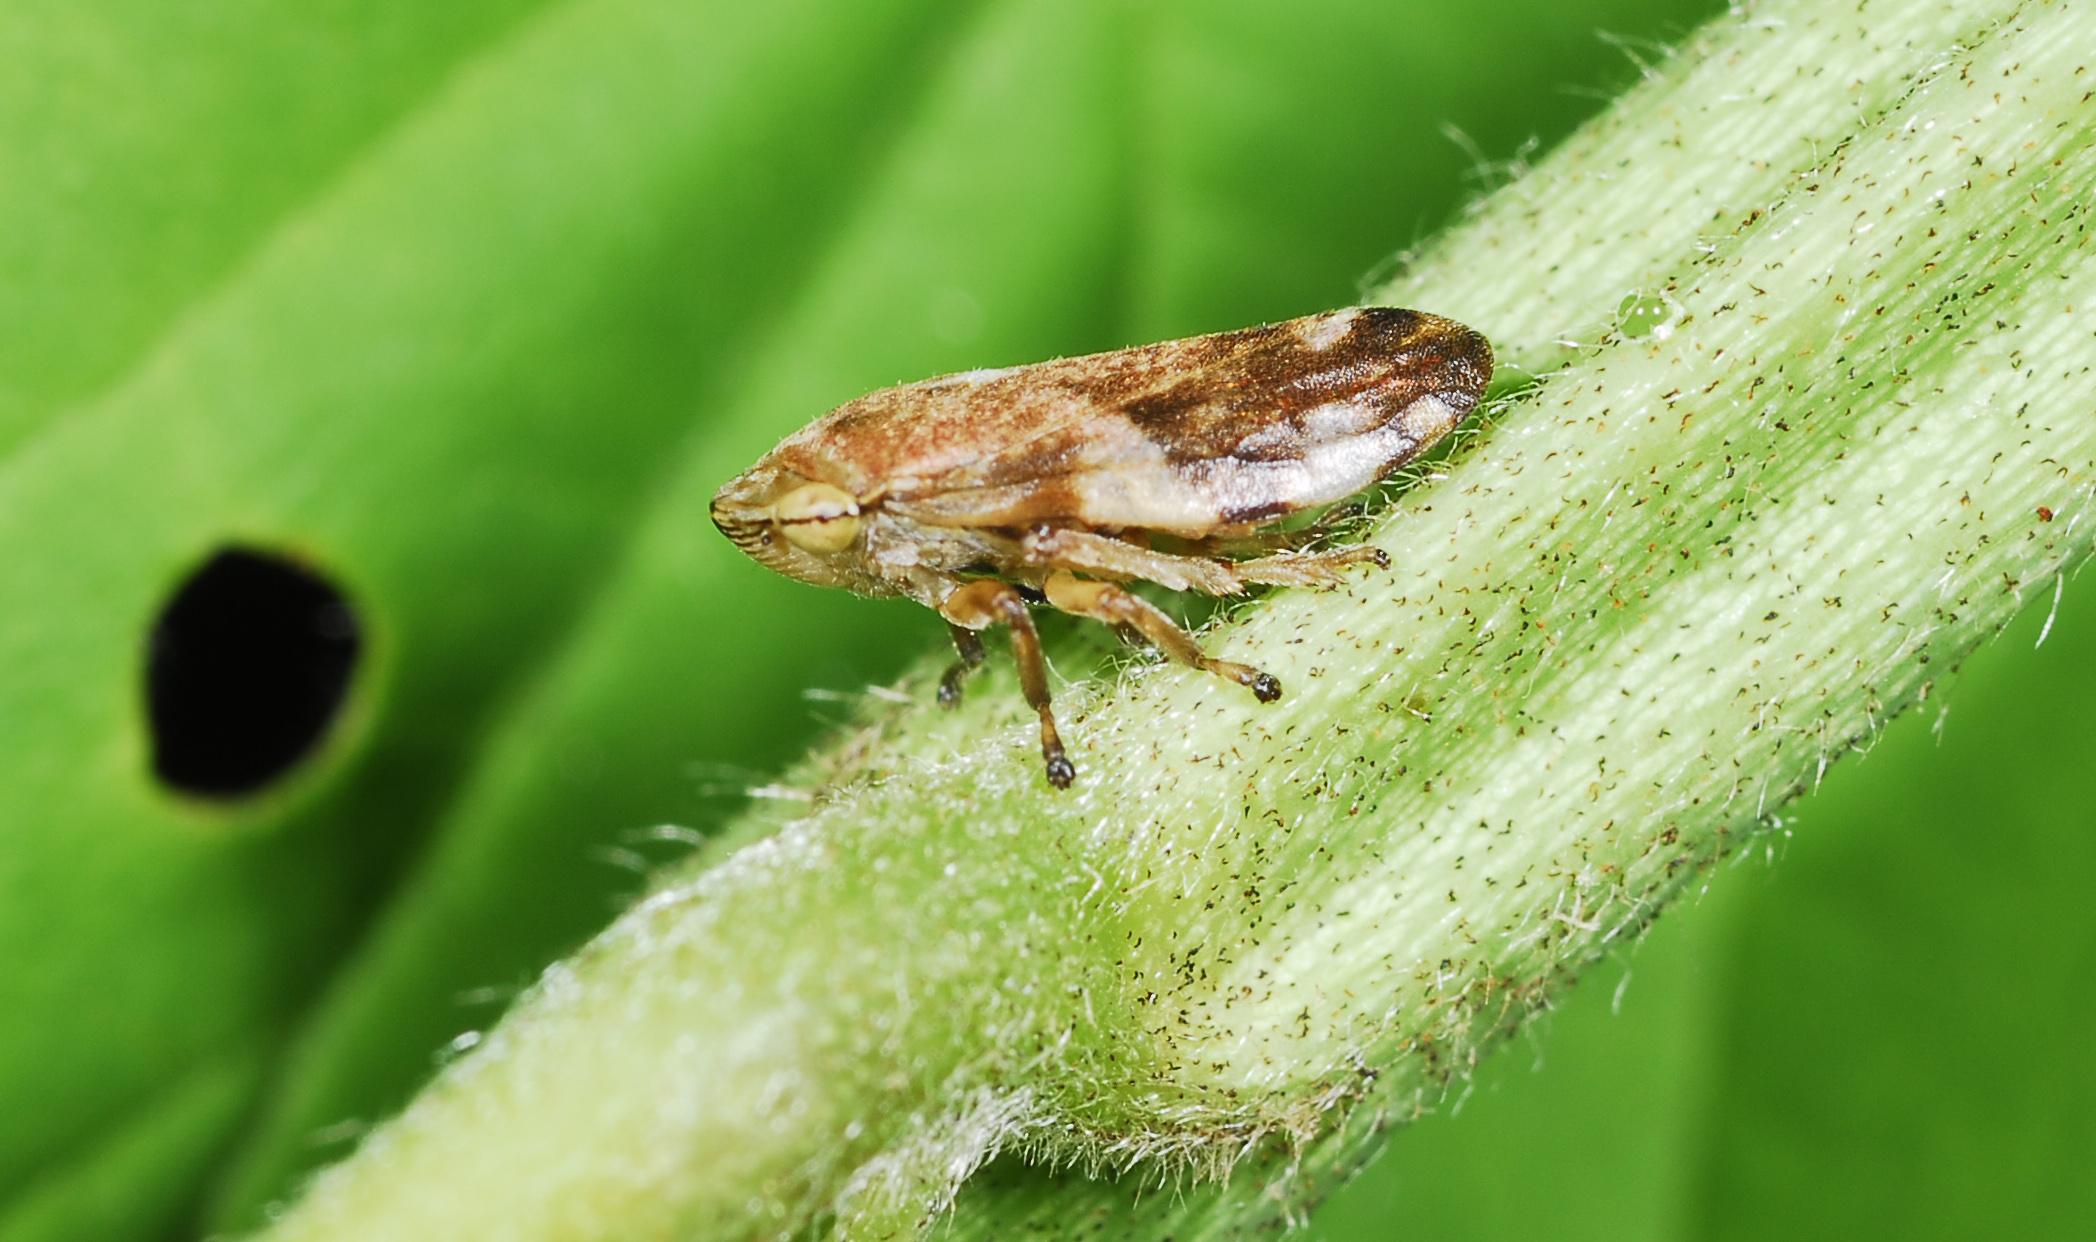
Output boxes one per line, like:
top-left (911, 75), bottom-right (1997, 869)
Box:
top-left (147, 546), bottom-right (362, 798)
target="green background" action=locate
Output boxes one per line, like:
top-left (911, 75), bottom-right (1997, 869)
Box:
top-left (2, 0), bottom-right (2086, 1238)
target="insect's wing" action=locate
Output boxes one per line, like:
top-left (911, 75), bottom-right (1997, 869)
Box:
top-left (781, 307), bottom-right (1492, 538)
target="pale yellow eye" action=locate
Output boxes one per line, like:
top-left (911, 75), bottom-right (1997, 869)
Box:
top-left (772, 481), bottom-right (863, 554)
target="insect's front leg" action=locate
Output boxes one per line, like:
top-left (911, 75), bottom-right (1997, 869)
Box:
top-left (938, 580), bottom-right (1074, 788)
top-left (938, 623), bottom-right (986, 707)
top-left (1042, 572), bottom-right (1281, 702)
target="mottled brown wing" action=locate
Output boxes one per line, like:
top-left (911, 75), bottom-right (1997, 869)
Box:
top-left (774, 307), bottom-right (1492, 538)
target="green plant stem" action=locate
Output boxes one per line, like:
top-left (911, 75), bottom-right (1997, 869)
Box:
top-left (253, 0), bottom-right (2095, 1238)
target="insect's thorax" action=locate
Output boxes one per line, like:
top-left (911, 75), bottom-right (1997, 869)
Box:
top-left (859, 511), bottom-right (1019, 603)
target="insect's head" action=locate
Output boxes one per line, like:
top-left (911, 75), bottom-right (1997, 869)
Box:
top-left (710, 467), bottom-right (873, 589)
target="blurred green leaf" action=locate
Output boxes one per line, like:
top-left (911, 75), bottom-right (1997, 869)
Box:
top-left (0, 1058), bottom-right (256, 1242)
top-left (0, 0), bottom-right (550, 450)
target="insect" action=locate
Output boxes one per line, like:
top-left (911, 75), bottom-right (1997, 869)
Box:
top-left (712, 306), bottom-right (1493, 788)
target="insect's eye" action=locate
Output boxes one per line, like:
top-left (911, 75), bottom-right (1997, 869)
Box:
top-left (772, 482), bottom-right (863, 554)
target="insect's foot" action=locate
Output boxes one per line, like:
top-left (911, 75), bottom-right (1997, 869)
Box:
top-left (1033, 704), bottom-right (1074, 789)
top-left (937, 664), bottom-right (968, 708)
top-left (1318, 545), bottom-right (1392, 579)
top-left (1205, 657), bottom-right (1282, 702)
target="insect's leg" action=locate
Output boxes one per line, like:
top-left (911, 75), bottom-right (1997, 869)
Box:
top-left (1190, 508), bottom-right (1359, 556)
top-left (1025, 525), bottom-right (1385, 593)
top-left (1228, 544), bottom-right (1391, 588)
top-left (1043, 571), bottom-right (1281, 703)
top-left (938, 622), bottom-right (987, 708)
top-left (938, 581), bottom-right (1074, 788)
top-left (1021, 526), bottom-right (1246, 595)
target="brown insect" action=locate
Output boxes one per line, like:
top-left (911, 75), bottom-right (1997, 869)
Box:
top-left (712, 307), bottom-right (1493, 788)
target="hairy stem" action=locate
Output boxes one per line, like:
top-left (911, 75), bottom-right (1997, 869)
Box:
top-left (256, 0), bottom-right (2095, 1238)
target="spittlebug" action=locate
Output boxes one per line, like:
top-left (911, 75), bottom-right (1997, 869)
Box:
top-left (712, 307), bottom-right (1493, 788)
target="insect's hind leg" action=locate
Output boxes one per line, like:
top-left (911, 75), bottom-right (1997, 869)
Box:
top-left (1189, 505), bottom-right (1362, 557)
top-left (938, 580), bottom-right (1074, 788)
top-left (1229, 543), bottom-right (1389, 588)
top-left (938, 622), bottom-right (987, 707)
top-left (1044, 571), bottom-right (1281, 703)
top-left (1021, 526), bottom-right (1246, 595)
top-left (1023, 525), bottom-right (1385, 595)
